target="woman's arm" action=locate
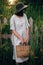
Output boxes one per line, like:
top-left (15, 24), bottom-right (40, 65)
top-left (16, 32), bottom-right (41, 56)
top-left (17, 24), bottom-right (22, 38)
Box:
top-left (24, 28), bottom-right (29, 43)
top-left (12, 30), bottom-right (24, 44)
top-left (26, 28), bottom-right (29, 41)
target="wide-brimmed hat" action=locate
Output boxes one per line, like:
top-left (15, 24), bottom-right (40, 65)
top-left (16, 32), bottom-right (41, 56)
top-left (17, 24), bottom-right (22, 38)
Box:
top-left (15, 2), bottom-right (28, 14)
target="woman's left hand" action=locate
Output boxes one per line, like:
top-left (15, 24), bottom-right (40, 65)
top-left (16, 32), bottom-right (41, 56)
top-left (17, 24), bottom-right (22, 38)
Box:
top-left (23, 37), bottom-right (28, 43)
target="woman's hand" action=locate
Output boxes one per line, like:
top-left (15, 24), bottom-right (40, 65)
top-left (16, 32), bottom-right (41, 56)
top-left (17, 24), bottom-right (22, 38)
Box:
top-left (23, 37), bottom-right (28, 43)
top-left (20, 38), bottom-right (24, 44)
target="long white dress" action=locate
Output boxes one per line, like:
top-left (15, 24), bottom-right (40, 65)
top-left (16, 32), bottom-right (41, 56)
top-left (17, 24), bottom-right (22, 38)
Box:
top-left (10, 13), bottom-right (30, 63)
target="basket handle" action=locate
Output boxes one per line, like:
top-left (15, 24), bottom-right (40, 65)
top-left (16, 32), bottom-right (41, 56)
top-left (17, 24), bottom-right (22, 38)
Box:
top-left (20, 42), bottom-right (28, 46)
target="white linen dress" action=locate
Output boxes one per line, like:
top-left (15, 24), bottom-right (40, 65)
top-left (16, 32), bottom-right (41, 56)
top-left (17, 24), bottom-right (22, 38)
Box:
top-left (10, 13), bottom-right (30, 63)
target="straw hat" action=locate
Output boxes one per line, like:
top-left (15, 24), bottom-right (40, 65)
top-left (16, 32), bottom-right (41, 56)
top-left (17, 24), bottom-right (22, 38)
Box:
top-left (15, 2), bottom-right (28, 14)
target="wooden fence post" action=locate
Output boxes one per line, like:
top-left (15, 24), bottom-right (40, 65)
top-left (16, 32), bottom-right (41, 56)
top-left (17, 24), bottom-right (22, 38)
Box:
top-left (29, 17), bottom-right (33, 41)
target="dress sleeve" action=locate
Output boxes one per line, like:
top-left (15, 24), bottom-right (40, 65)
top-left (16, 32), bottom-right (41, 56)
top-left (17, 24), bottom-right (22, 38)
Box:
top-left (24, 14), bottom-right (30, 28)
top-left (10, 15), bottom-right (15, 30)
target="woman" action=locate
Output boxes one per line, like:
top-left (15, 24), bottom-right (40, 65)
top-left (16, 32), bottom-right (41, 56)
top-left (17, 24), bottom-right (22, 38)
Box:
top-left (10, 2), bottom-right (30, 65)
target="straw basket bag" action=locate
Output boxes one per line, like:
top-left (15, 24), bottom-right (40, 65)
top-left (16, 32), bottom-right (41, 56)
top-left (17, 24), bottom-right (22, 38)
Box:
top-left (16, 43), bottom-right (30, 58)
